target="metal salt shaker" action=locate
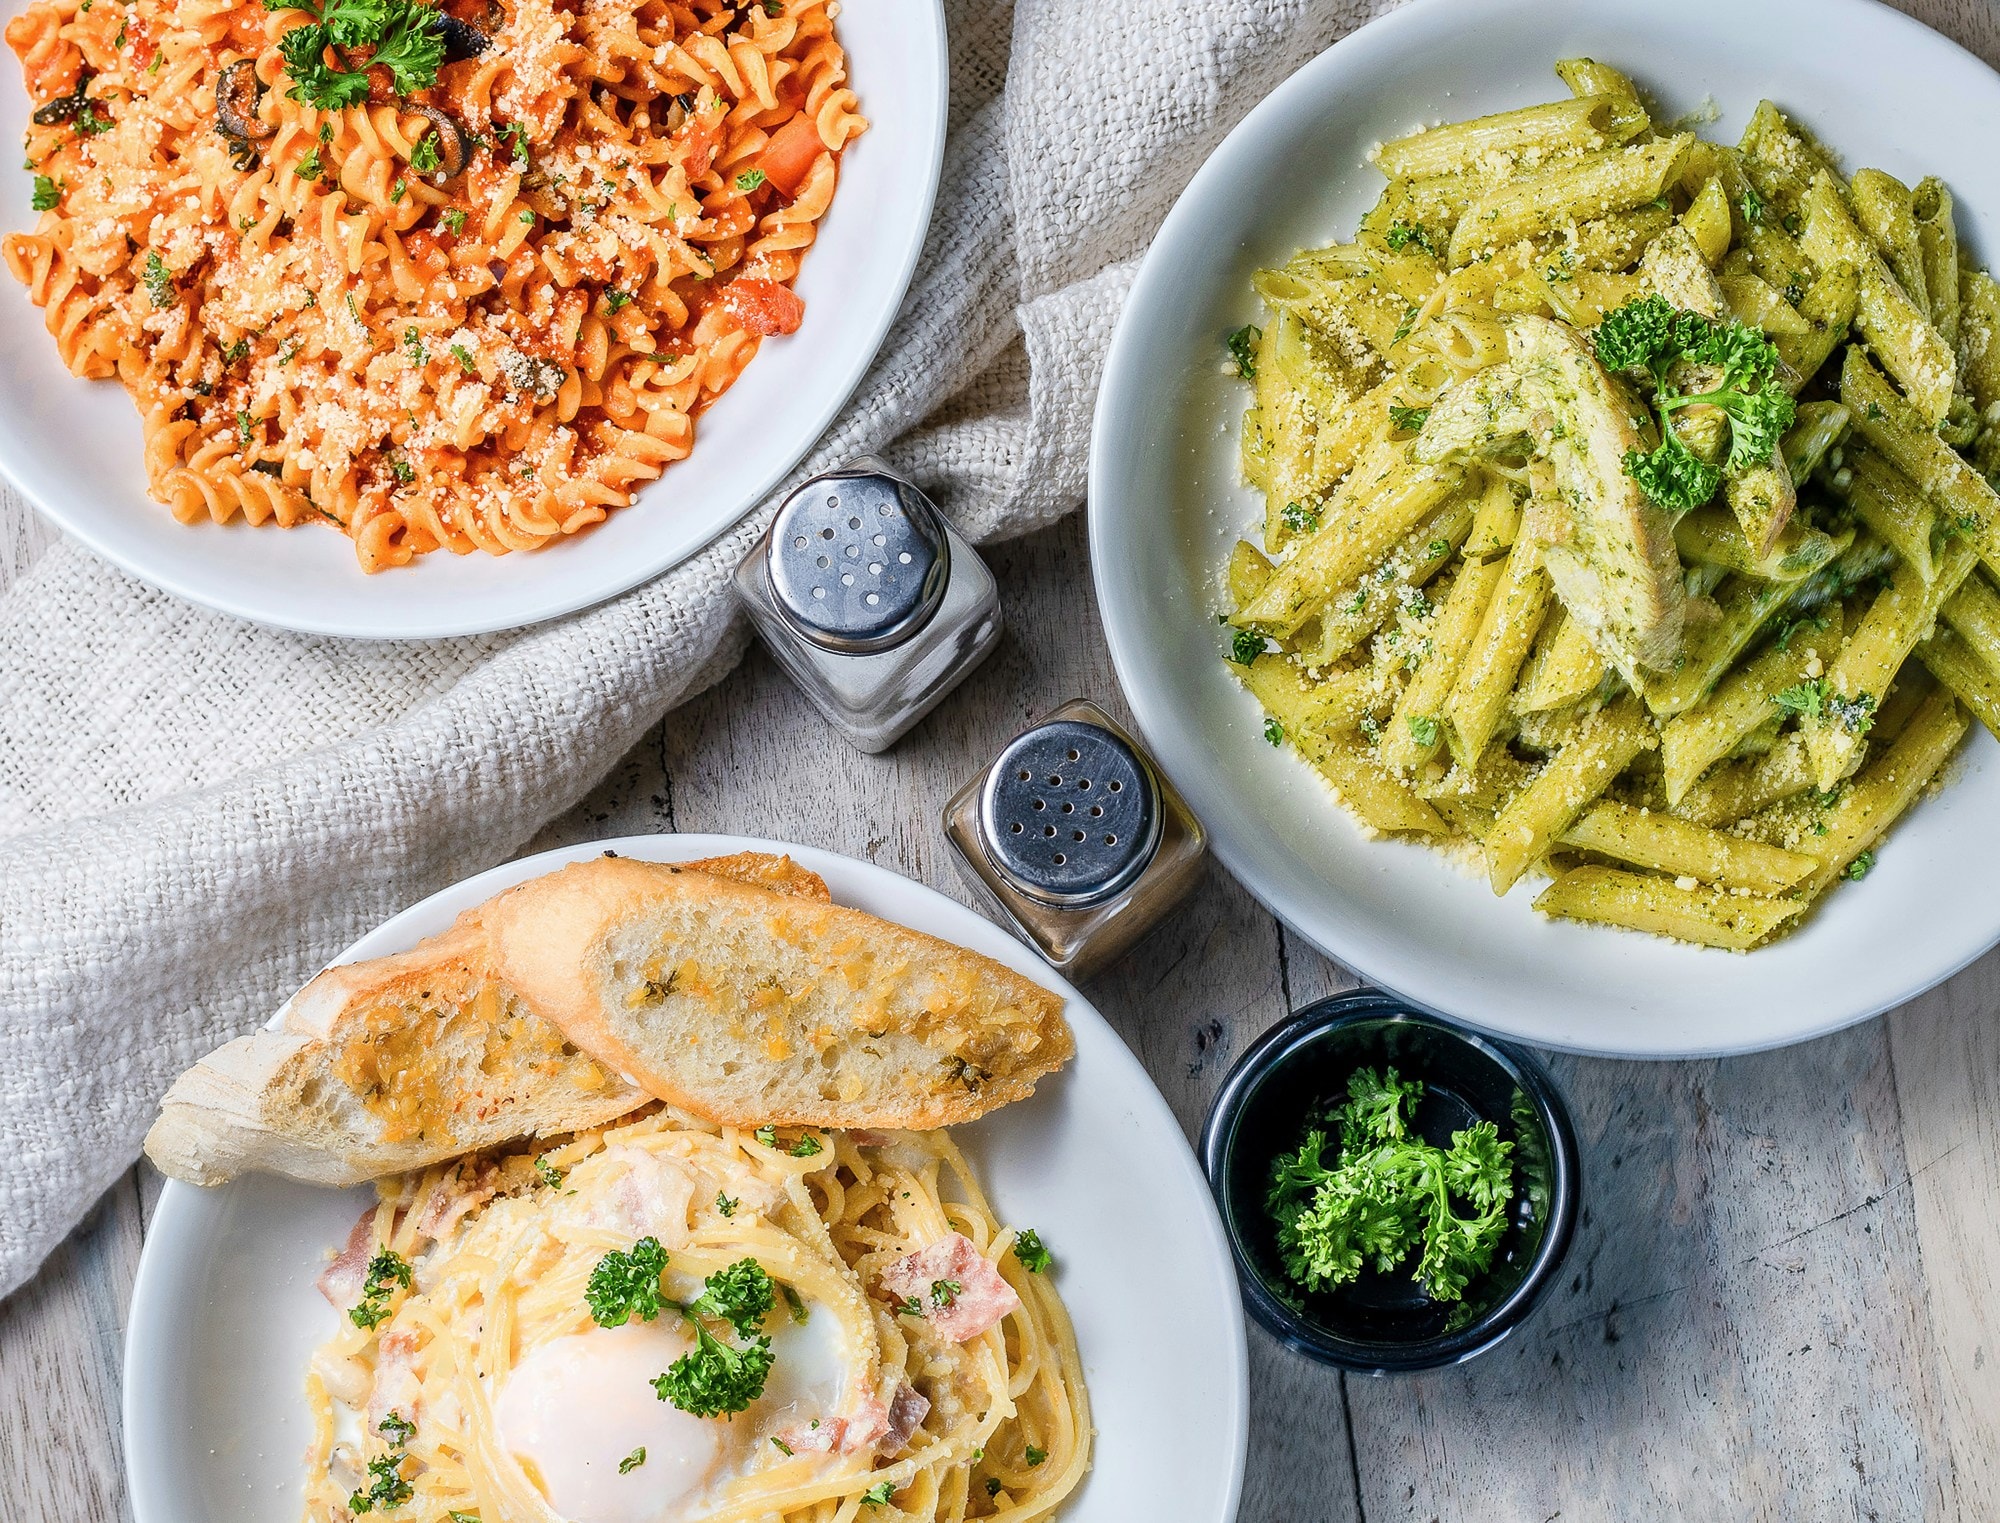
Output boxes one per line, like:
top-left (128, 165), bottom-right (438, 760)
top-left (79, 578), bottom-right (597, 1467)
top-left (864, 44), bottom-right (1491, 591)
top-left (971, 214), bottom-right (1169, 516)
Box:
top-left (735, 457), bottom-right (1002, 753)
top-left (943, 699), bottom-right (1207, 978)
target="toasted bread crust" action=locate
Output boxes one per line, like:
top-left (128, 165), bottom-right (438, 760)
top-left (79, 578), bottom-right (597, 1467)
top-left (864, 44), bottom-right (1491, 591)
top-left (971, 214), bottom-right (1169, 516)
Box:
top-left (144, 851), bottom-right (833, 1186)
top-left (484, 856), bottom-right (1074, 1131)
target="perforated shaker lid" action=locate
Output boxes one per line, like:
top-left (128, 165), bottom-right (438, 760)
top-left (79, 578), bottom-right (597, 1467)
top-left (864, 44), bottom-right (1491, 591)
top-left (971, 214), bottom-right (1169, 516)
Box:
top-left (978, 719), bottom-right (1163, 907)
top-left (765, 464), bottom-right (951, 655)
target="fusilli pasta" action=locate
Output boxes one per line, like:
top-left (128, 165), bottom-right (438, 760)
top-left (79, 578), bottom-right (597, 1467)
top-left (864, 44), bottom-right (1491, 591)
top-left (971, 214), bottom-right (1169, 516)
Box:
top-left (5, 0), bottom-right (865, 570)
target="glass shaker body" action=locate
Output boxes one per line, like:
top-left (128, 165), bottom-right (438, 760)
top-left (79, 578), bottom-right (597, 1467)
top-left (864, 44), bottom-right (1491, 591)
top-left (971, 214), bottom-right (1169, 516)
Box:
top-left (735, 458), bottom-right (1001, 754)
top-left (943, 698), bottom-right (1206, 978)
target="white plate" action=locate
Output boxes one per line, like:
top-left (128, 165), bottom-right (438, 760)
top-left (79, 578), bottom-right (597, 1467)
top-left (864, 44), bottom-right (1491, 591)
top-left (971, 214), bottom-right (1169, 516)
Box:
top-left (0, 4), bottom-right (945, 638)
top-left (1090, 0), bottom-right (2000, 1058)
top-left (123, 835), bottom-right (1249, 1523)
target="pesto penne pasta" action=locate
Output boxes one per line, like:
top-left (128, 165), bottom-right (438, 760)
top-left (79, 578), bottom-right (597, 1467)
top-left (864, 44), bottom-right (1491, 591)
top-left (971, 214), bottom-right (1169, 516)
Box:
top-left (1216, 60), bottom-right (2000, 949)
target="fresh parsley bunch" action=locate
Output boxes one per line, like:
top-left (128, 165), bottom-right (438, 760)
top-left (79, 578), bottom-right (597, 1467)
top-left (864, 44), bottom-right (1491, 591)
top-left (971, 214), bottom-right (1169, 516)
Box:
top-left (584, 1240), bottom-right (779, 1417)
top-left (268, 0), bottom-right (445, 109)
top-left (1265, 1067), bottom-right (1515, 1303)
top-left (653, 1258), bottom-right (777, 1418)
top-left (1594, 294), bottom-right (1796, 516)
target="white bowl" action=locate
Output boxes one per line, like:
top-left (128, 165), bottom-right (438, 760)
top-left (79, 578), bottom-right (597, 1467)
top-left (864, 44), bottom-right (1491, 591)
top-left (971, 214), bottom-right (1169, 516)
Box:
top-left (0, 1), bottom-right (946, 638)
top-left (1090, 0), bottom-right (2000, 1057)
top-left (123, 835), bottom-right (1249, 1523)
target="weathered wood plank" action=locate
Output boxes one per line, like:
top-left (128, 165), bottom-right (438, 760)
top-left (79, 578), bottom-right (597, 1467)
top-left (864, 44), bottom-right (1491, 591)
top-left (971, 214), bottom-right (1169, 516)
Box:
top-left (1888, 956), bottom-right (2000, 1522)
top-left (1342, 1028), bottom-right (1960, 1519)
top-left (0, 1172), bottom-right (142, 1523)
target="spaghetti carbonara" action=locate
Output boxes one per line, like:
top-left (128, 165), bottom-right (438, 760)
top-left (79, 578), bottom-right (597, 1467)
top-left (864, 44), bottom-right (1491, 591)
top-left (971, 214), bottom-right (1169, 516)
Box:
top-left (306, 1106), bottom-right (1090, 1522)
top-left (5, 0), bottom-right (863, 570)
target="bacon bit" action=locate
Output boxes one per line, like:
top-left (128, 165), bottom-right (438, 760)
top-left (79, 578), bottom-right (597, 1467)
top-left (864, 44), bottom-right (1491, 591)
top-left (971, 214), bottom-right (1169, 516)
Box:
top-left (721, 277), bottom-right (803, 338)
top-left (878, 1234), bottom-right (1021, 1343)
top-left (368, 1329), bottom-right (423, 1430)
top-left (879, 1384), bottom-right (930, 1455)
top-left (777, 1393), bottom-right (893, 1457)
top-left (317, 1211), bottom-right (377, 1309)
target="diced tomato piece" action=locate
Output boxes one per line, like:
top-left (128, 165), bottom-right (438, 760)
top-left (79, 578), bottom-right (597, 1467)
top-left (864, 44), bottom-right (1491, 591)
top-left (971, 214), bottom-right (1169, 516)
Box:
top-left (756, 111), bottom-right (826, 198)
top-left (721, 277), bottom-right (804, 338)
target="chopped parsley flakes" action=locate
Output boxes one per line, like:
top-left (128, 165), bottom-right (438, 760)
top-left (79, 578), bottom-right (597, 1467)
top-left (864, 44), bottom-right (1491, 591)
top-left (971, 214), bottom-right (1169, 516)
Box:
top-left (1280, 500), bottom-right (1319, 534)
top-left (1225, 323), bottom-right (1260, 379)
top-left (141, 251), bottom-right (174, 308)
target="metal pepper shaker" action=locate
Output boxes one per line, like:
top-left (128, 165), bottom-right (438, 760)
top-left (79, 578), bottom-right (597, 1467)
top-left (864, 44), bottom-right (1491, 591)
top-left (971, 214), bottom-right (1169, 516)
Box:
top-left (734, 457), bottom-right (1002, 753)
top-left (943, 698), bottom-right (1207, 978)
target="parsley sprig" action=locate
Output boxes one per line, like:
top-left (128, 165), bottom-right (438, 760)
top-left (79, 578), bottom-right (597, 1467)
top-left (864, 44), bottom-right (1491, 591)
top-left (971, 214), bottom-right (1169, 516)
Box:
top-left (1594, 294), bottom-right (1796, 516)
top-left (1265, 1067), bottom-right (1514, 1303)
top-left (268, 0), bottom-right (445, 109)
top-left (348, 1248), bottom-right (413, 1330)
top-left (585, 1236), bottom-right (668, 1327)
top-left (652, 1259), bottom-right (777, 1417)
top-left (585, 1241), bottom-right (778, 1417)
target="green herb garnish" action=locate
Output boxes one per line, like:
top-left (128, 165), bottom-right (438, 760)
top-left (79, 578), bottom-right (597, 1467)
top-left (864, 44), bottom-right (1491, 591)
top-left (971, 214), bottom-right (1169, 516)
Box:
top-left (1226, 323), bottom-right (1260, 380)
top-left (30, 174), bottom-right (57, 210)
top-left (271, 0), bottom-right (444, 109)
top-left (1263, 717), bottom-right (1284, 746)
top-left (348, 1248), bottom-right (412, 1330)
top-left (347, 1452), bottom-right (413, 1514)
top-left (1012, 1229), bottom-right (1050, 1273)
top-left (1384, 220), bottom-right (1435, 255)
top-left (618, 1447), bottom-right (646, 1474)
top-left (1388, 403), bottom-right (1431, 434)
top-left (735, 168), bottom-right (766, 191)
top-left (1228, 628), bottom-right (1264, 666)
top-left (687, 1257), bottom-right (776, 1339)
top-left (651, 1318), bottom-right (773, 1418)
top-left (141, 250), bottom-right (174, 308)
top-left (860, 1480), bottom-right (896, 1507)
top-left (1594, 294), bottom-right (1796, 515)
top-left (1280, 500), bottom-right (1319, 534)
top-left (585, 1237), bottom-right (668, 1328)
top-left (1265, 1066), bottom-right (1514, 1303)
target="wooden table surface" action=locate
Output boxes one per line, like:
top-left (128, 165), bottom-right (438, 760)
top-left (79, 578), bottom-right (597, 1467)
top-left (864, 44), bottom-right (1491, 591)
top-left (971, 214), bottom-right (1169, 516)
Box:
top-left (6, 5), bottom-right (2000, 1515)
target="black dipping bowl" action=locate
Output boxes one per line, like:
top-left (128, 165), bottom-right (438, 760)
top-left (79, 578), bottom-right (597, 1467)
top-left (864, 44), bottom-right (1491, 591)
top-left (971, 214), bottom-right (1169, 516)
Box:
top-left (1200, 990), bottom-right (1579, 1372)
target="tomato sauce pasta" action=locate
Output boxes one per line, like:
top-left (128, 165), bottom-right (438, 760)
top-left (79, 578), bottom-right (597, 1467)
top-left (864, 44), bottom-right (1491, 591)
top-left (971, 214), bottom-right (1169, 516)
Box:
top-left (4, 0), bottom-right (864, 570)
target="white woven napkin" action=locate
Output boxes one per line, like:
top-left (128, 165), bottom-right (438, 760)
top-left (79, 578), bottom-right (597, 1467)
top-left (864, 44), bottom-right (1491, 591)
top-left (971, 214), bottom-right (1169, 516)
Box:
top-left (0, 0), bottom-right (1393, 1299)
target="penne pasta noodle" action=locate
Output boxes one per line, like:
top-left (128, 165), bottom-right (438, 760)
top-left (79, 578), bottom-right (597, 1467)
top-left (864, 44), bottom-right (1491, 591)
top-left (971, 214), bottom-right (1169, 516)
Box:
top-left (1217, 61), bottom-right (2000, 949)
